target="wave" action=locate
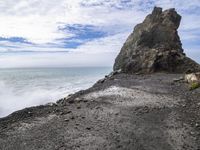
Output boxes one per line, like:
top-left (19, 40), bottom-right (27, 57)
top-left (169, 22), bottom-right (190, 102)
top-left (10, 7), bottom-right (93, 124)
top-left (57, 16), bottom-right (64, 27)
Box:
top-left (0, 67), bottom-right (111, 118)
top-left (0, 80), bottom-right (80, 118)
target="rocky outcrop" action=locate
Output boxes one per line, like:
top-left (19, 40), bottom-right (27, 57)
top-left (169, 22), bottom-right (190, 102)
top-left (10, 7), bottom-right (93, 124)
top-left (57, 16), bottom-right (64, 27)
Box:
top-left (185, 72), bottom-right (200, 84)
top-left (114, 7), bottom-right (200, 73)
top-left (185, 72), bottom-right (200, 90)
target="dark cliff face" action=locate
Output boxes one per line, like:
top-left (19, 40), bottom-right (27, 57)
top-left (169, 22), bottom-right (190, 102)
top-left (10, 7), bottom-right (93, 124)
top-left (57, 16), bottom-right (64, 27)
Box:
top-left (114, 7), bottom-right (200, 73)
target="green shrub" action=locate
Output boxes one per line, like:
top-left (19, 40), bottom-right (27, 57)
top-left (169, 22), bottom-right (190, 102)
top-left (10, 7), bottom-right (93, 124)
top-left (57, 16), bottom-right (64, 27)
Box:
top-left (190, 82), bottom-right (200, 90)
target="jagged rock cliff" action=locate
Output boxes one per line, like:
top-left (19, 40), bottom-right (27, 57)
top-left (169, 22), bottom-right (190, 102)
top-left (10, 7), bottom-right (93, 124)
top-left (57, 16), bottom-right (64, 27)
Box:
top-left (114, 7), bottom-right (200, 73)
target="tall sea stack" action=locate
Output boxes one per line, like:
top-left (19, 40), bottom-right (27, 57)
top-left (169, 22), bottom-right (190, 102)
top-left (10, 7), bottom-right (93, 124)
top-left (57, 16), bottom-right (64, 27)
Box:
top-left (114, 7), bottom-right (200, 73)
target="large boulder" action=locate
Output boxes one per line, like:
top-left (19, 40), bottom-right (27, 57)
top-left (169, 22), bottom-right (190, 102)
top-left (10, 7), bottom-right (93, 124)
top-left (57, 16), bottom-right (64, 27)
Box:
top-left (185, 72), bottom-right (200, 83)
top-left (114, 7), bottom-right (200, 73)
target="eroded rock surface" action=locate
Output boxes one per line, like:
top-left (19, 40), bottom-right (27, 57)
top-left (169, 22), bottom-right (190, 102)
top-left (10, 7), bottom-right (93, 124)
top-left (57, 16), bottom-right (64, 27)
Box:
top-left (114, 7), bottom-right (200, 73)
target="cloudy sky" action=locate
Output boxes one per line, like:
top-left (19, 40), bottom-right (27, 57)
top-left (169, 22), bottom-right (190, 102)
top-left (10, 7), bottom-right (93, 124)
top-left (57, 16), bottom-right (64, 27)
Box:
top-left (0, 0), bottom-right (199, 68)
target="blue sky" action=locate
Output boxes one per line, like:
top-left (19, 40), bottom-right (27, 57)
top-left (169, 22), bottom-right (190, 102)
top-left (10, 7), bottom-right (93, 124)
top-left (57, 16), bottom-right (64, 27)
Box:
top-left (0, 0), bottom-right (199, 68)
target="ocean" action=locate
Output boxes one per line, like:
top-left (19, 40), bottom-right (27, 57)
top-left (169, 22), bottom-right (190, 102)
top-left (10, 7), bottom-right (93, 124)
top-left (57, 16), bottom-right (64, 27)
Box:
top-left (0, 67), bottom-right (112, 118)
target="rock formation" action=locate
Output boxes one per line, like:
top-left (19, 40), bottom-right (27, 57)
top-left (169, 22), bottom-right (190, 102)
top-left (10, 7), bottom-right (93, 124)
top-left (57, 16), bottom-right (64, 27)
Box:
top-left (114, 7), bottom-right (200, 73)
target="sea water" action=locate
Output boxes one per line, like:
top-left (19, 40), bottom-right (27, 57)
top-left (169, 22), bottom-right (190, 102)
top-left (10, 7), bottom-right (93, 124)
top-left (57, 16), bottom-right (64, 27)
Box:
top-left (0, 67), bottom-right (111, 118)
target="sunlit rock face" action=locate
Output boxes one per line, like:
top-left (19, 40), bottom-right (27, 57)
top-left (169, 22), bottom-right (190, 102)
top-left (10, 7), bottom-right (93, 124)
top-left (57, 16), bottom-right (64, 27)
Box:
top-left (114, 7), bottom-right (200, 73)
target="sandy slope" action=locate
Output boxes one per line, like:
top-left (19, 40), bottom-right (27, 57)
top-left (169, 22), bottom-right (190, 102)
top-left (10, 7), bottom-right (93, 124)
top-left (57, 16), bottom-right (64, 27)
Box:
top-left (0, 73), bottom-right (200, 150)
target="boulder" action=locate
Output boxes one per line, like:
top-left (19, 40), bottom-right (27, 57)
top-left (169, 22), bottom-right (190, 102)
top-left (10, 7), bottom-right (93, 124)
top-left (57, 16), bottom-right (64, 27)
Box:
top-left (114, 7), bottom-right (200, 73)
top-left (185, 72), bottom-right (200, 84)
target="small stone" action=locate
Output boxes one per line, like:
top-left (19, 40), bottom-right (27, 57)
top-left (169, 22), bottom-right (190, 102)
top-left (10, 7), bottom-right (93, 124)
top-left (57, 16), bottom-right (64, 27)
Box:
top-left (46, 102), bottom-right (56, 107)
top-left (83, 100), bottom-right (88, 103)
top-left (173, 77), bottom-right (184, 82)
top-left (60, 112), bottom-right (64, 115)
top-left (77, 106), bottom-right (81, 109)
top-left (110, 77), bottom-right (114, 80)
top-left (64, 119), bottom-right (69, 122)
top-left (54, 109), bottom-right (60, 113)
top-left (64, 94), bottom-right (72, 100)
top-left (190, 131), bottom-right (195, 135)
top-left (70, 116), bottom-right (75, 120)
top-left (117, 145), bottom-right (122, 149)
top-left (171, 82), bottom-right (175, 85)
top-left (66, 111), bottom-right (72, 114)
top-left (68, 100), bottom-right (74, 104)
top-left (114, 130), bottom-right (119, 133)
top-left (195, 123), bottom-right (199, 127)
top-left (97, 78), bottom-right (105, 84)
top-left (182, 104), bottom-right (186, 107)
top-left (96, 106), bottom-right (101, 109)
top-left (115, 112), bottom-right (119, 116)
top-left (86, 127), bottom-right (91, 130)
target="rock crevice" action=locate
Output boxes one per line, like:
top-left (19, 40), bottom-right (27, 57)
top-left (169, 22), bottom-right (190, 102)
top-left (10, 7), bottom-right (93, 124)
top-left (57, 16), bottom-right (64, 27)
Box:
top-left (114, 7), bottom-right (200, 73)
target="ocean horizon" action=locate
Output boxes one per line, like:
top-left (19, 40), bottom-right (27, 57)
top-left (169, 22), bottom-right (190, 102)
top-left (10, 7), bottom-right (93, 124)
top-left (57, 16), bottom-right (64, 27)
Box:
top-left (0, 67), bottom-right (112, 118)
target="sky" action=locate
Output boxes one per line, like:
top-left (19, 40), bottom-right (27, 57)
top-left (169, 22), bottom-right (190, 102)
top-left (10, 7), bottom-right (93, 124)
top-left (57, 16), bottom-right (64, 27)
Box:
top-left (0, 0), bottom-right (199, 68)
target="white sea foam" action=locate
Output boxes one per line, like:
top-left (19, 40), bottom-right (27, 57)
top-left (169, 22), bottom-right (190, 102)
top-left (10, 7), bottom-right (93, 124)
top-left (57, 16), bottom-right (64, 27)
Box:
top-left (0, 80), bottom-right (69, 117)
top-left (0, 68), bottom-right (111, 118)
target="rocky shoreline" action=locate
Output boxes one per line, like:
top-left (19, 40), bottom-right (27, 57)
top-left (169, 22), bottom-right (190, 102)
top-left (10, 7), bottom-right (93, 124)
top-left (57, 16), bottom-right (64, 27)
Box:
top-left (0, 73), bottom-right (200, 150)
top-left (1, 7), bottom-right (200, 150)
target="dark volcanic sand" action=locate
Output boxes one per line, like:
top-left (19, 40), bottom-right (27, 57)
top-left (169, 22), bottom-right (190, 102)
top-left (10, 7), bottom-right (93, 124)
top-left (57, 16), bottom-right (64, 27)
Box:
top-left (0, 73), bottom-right (200, 150)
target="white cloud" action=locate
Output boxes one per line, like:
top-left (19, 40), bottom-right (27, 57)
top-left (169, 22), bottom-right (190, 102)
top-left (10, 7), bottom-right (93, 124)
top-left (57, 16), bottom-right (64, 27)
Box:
top-left (154, 0), bottom-right (200, 10)
top-left (0, 0), bottom-right (147, 44)
top-left (73, 32), bottom-right (129, 54)
top-left (0, 0), bottom-right (71, 43)
top-left (0, 52), bottom-right (116, 68)
top-left (0, 32), bottom-right (129, 68)
top-left (0, 0), bottom-right (199, 67)
top-left (0, 0), bottom-right (198, 43)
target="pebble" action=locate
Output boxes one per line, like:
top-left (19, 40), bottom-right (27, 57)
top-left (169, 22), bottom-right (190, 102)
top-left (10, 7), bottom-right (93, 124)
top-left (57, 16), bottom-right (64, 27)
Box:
top-left (83, 100), bottom-right (88, 103)
top-left (195, 123), bottom-right (199, 127)
top-left (117, 145), bottom-right (122, 148)
top-left (86, 127), bottom-right (91, 130)
top-left (68, 100), bottom-right (74, 104)
top-left (182, 104), bottom-right (186, 107)
top-left (115, 113), bottom-right (119, 116)
top-left (110, 77), bottom-right (114, 80)
top-left (60, 112), bottom-right (64, 115)
top-left (46, 102), bottom-right (56, 107)
top-left (64, 119), bottom-right (69, 122)
top-left (70, 116), bottom-right (75, 120)
top-left (77, 106), bottom-right (81, 109)
top-left (190, 131), bottom-right (195, 135)
top-left (66, 111), bottom-right (72, 114)
top-left (96, 106), bottom-right (101, 109)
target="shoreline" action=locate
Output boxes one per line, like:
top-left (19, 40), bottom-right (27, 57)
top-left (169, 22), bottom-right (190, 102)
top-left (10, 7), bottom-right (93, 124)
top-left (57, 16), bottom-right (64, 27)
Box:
top-left (0, 73), bottom-right (200, 149)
